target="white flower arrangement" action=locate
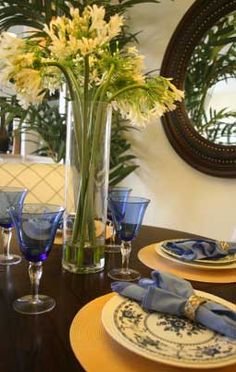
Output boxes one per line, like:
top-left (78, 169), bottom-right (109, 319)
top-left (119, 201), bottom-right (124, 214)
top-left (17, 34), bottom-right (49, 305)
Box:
top-left (0, 4), bottom-right (183, 125)
top-left (0, 4), bottom-right (184, 263)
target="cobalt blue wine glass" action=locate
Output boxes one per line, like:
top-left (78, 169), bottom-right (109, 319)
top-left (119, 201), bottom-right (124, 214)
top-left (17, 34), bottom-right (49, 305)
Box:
top-left (9, 204), bottom-right (64, 315)
top-left (105, 187), bottom-right (132, 253)
top-left (108, 196), bottom-right (150, 281)
top-left (0, 186), bottom-right (27, 265)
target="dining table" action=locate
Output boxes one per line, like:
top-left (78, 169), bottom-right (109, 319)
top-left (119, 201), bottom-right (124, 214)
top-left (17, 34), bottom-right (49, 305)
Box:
top-left (0, 225), bottom-right (235, 372)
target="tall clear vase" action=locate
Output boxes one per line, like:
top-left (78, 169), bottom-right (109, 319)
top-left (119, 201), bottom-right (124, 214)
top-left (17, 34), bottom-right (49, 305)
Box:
top-left (62, 101), bottom-right (112, 274)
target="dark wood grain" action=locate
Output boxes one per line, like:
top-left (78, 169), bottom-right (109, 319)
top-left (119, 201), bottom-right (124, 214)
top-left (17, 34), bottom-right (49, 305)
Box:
top-left (0, 226), bottom-right (235, 372)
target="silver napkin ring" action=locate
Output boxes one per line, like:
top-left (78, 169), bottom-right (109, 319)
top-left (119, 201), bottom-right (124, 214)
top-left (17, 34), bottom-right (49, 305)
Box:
top-left (184, 294), bottom-right (206, 321)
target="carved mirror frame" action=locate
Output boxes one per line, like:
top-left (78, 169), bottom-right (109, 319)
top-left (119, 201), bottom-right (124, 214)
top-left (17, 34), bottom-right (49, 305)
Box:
top-left (161, 0), bottom-right (236, 177)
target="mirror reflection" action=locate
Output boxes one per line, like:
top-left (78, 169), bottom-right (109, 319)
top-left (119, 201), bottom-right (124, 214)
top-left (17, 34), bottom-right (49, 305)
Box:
top-left (185, 11), bottom-right (236, 145)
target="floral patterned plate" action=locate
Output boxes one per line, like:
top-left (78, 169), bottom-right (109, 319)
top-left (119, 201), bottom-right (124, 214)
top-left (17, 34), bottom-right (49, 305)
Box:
top-left (101, 292), bottom-right (236, 369)
top-left (154, 242), bottom-right (236, 270)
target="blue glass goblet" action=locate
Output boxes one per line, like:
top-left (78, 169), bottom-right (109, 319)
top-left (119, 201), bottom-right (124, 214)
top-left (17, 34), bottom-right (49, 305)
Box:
top-left (9, 204), bottom-right (64, 315)
top-left (105, 187), bottom-right (132, 253)
top-left (108, 196), bottom-right (150, 281)
top-left (0, 186), bottom-right (27, 265)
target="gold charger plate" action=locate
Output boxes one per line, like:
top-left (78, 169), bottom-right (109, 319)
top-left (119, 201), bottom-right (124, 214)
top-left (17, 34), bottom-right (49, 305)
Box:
top-left (70, 293), bottom-right (236, 372)
top-left (137, 244), bottom-right (236, 283)
top-left (102, 293), bottom-right (236, 369)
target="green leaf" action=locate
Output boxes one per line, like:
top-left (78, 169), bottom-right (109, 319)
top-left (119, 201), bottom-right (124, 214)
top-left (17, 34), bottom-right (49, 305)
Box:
top-left (109, 164), bottom-right (138, 185)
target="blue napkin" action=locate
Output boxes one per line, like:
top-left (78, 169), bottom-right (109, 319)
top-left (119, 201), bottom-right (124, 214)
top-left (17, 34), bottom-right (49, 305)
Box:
top-left (111, 270), bottom-right (236, 339)
top-left (162, 239), bottom-right (236, 261)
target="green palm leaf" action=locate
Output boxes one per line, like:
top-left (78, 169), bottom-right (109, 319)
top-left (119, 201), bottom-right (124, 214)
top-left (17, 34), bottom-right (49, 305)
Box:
top-left (185, 11), bottom-right (236, 143)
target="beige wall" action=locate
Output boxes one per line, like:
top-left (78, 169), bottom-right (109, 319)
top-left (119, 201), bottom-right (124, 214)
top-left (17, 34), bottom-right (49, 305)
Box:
top-left (121, 0), bottom-right (236, 241)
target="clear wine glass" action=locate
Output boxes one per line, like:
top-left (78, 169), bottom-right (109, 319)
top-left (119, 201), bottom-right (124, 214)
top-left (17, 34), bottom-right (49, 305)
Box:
top-left (9, 203), bottom-right (64, 315)
top-left (108, 196), bottom-right (150, 281)
top-left (105, 187), bottom-right (132, 253)
top-left (0, 186), bottom-right (27, 265)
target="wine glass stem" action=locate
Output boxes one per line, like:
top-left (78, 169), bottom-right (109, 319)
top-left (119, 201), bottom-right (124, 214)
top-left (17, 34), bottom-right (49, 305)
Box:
top-left (121, 241), bottom-right (131, 273)
top-left (2, 227), bottom-right (13, 259)
top-left (111, 224), bottom-right (116, 244)
top-left (28, 261), bottom-right (42, 303)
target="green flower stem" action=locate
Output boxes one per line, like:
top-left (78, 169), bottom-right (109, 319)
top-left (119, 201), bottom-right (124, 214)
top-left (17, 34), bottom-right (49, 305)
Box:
top-left (48, 63), bottom-right (113, 266)
top-left (109, 84), bottom-right (149, 101)
top-left (94, 246), bottom-right (103, 266)
top-left (65, 67), bottom-right (83, 157)
top-left (82, 56), bottom-right (89, 160)
top-left (44, 62), bottom-right (88, 265)
top-left (73, 101), bottom-right (105, 248)
top-left (43, 62), bottom-right (82, 160)
top-left (80, 56), bottom-right (90, 238)
top-left (83, 55), bottom-right (89, 103)
top-left (80, 66), bottom-right (115, 248)
top-left (71, 64), bottom-right (115, 251)
top-left (71, 108), bottom-right (93, 246)
top-left (56, 66), bottom-right (89, 252)
top-left (71, 107), bottom-right (99, 249)
top-left (42, 61), bottom-right (81, 101)
top-left (93, 64), bottom-right (115, 104)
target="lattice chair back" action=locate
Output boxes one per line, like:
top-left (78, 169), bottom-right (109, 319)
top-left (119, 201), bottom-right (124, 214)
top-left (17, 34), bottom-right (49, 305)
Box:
top-left (0, 160), bottom-right (64, 205)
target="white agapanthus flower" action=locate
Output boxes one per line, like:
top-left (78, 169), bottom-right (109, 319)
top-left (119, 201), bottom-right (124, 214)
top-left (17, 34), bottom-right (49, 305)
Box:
top-left (0, 4), bottom-right (183, 125)
top-left (89, 4), bottom-right (106, 32)
top-left (42, 66), bottom-right (62, 95)
top-left (14, 69), bottom-right (44, 109)
top-left (112, 100), bottom-right (153, 127)
top-left (44, 4), bottom-right (123, 59)
top-left (0, 32), bottom-right (24, 61)
top-left (0, 33), bottom-right (24, 85)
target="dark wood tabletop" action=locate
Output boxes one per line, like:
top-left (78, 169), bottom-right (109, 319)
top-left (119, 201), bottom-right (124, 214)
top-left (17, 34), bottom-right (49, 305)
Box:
top-left (0, 226), bottom-right (235, 372)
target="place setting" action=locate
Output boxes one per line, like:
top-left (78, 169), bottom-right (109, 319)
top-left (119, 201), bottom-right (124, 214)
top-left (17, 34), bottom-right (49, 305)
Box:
top-left (70, 270), bottom-right (236, 371)
top-left (138, 238), bottom-right (236, 283)
top-left (69, 193), bottom-right (236, 370)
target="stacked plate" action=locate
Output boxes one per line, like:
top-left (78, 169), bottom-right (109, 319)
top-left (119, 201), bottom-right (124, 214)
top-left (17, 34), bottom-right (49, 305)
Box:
top-left (155, 239), bottom-right (236, 270)
top-left (102, 292), bottom-right (236, 369)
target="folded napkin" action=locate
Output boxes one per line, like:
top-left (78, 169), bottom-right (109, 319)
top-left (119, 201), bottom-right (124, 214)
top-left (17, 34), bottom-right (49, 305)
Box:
top-left (22, 219), bottom-right (52, 240)
top-left (162, 239), bottom-right (236, 261)
top-left (111, 270), bottom-right (236, 339)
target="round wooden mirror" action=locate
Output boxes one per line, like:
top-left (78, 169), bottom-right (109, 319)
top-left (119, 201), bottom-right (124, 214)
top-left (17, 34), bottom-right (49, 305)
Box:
top-left (161, 0), bottom-right (236, 177)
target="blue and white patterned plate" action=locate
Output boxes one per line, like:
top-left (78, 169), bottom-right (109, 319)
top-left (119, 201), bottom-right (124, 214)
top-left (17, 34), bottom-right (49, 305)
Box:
top-left (102, 292), bottom-right (236, 369)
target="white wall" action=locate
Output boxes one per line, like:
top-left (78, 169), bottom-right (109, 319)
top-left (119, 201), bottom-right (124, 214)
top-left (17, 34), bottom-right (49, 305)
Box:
top-left (121, 0), bottom-right (236, 241)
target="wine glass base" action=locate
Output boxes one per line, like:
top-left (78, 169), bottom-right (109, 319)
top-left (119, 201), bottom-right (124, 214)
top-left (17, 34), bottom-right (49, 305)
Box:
top-left (108, 268), bottom-right (141, 281)
top-left (13, 295), bottom-right (56, 315)
top-left (105, 244), bottom-right (121, 253)
top-left (0, 254), bottom-right (21, 265)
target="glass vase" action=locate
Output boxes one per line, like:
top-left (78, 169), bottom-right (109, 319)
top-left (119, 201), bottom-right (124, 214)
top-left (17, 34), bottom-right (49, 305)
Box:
top-left (62, 101), bottom-right (112, 274)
